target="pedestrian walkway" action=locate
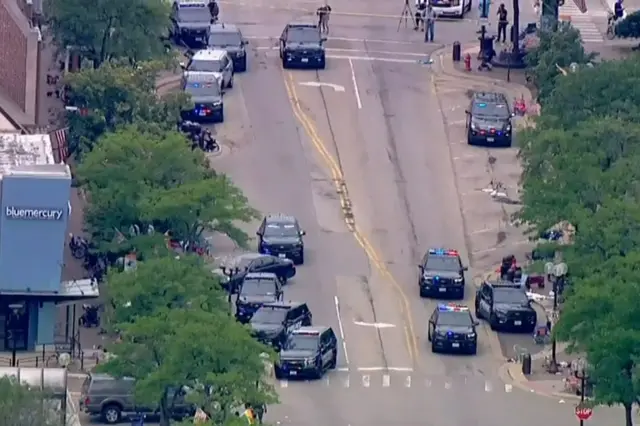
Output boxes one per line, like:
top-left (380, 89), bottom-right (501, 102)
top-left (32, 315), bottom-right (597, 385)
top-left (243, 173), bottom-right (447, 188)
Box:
top-left (559, 0), bottom-right (606, 43)
top-left (276, 370), bottom-right (515, 392)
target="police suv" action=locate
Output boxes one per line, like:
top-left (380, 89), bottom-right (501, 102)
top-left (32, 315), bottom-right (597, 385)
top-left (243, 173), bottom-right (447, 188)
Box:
top-left (418, 248), bottom-right (468, 299)
top-left (235, 272), bottom-right (282, 323)
top-left (208, 23), bottom-right (249, 72)
top-left (170, 0), bottom-right (211, 45)
top-left (181, 72), bottom-right (224, 122)
top-left (275, 326), bottom-right (338, 379)
top-left (249, 301), bottom-right (312, 350)
top-left (257, 214), bottom-right (306, 265)
top-left (428, 304), bottom-right (479, 355)
top-left (475, 280), bottom-right (537, 332)
top-left (182, 49), bottom-right (234, 89)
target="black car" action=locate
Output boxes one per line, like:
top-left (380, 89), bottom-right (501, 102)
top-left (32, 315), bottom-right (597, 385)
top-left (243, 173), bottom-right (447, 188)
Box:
top-left (257, 214), bottom-right (306, 265)
top-left (250, 301), bottom-right (312, 350)
top-left (169, 0), bottom-right (211, 46)
top-left (235, 272), bottom-right (283, 323)
top-left (465, 91), bottom-right (514, 147)
top-left (475, 280), bottom-right (537, 332)
top-left (418, 248), bottom-right (468, 299)
top-left (428, 304), bottom-right (479, 355)
top-left (279, 22), bottom-right (327, 69)
top-left (208, 23), bottom-right (248, 72)
top-left (220, 253), bottom-right (296, 293)
top-left (275, 326), bottom-right (337, 379)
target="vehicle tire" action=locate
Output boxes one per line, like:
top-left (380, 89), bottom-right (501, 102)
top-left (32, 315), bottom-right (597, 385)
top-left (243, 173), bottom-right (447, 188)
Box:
top-left (431, 341), bottom-right (438, 353)
top-left (282, 57), bottom-right (289, 69)
top-left (296, 252), bottom-right (304, 265)
top-left (467, 0), bottom-right (472, 12)
top-left (227, 76), bottom-right (234, 88)
top-left (469, 345), bottom-right (477, 355)
top-left (101, 404), bottom-right (123, 424)
top-left (475, 303), bottom-right (482, 319)
top-left (329, 350), bottom-right (337, 369)
top-left (504, 137), bottom-right (512, 147)
top-left (467, 134), bottom-right (474, 145)
top-left (419, 288), bottom-right (427, 298)
top-left (274, 366), bottom-right (284, 380)
top-left (489, 314), bottom-right (498, 331)
top-left (218, 109), bottom-right (224, 123)
top-left (427, 331), bottom-right (432, 342)
top-left (318, 57), bottom-right (326, 70)
top-left (314, 360), bottom-right (323, 379)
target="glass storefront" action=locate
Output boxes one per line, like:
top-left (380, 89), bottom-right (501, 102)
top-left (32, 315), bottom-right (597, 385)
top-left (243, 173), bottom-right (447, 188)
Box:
top-left (0, 300), bottom-right (29, 351)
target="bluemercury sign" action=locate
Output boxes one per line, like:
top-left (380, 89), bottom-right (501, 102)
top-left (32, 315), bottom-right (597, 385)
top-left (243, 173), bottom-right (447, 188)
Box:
top-left (5, 206), bottom-right (64, 220)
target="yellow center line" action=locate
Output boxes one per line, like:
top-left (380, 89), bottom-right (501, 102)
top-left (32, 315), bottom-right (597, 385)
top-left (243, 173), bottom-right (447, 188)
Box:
top-left (283, 72), bottom-right (420, 366)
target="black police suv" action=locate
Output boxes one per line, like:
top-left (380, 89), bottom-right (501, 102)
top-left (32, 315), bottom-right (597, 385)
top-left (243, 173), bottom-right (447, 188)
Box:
top-left (466, 91), bottom-right (514, 147)
top-left (169, 0), bottom-right (211, 46)
top-left (208, 23), bottom-right (248, 72)
top-left (250, 301), bottom-right (312, 350)
top-left (418, 248), bottom-right (468, 299)
top-left (428, 304), bottom-right (479, 355)
top-left (219, 253), bottom-right (296, 293)
top-left (279, 22), bottom-right (327, 69)
top-left (275, 326), bottom-right (338, 379)
top-left (257, 214), bottom-right (306, 265)
top-left (235, 273), bottom-right (282, 323)
top-left (475, 280), bottom-right (537, 332)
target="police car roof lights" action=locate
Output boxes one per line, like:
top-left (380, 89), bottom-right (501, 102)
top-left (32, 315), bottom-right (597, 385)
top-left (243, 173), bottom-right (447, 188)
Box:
top-left (428, 248), bottom-right (459, 256)
top-left (437, 303), bottom-right (469, 312)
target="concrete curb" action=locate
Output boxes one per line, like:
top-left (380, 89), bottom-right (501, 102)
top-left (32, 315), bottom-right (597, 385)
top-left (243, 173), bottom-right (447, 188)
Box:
top-left (498, 362), bottom-right (582, 401)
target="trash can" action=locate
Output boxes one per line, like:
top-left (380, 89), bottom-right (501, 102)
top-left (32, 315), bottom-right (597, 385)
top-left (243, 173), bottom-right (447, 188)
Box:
top-left (452, 41), bottom-right (461, 62)
top-left (522, 353), bottom-right (532, 376)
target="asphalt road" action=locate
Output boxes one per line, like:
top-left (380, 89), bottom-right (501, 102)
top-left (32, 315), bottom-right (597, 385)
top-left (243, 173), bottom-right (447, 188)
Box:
top-left (75, 1), bottom-right (624, 425)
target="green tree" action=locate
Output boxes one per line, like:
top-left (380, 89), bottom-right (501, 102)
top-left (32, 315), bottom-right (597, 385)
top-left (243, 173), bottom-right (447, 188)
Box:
top-left (141, 178), bottom-right (260, 250)
top-left (65, 61), bottom-right (188, 156)
top-left (0, 376), bottom-right (63, 426)
top-left (517, 118), bottom-right (640, 233)
top-left (554, 253), bottom-right (640, 426)
top-left (46, 0), bottom-right (171, 67)
top-left (525, 22), bottom-right (595, 104)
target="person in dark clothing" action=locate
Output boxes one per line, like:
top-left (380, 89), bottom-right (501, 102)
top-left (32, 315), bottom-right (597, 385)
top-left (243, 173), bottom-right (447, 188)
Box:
top-left (614, 0), bottom-right (624, 19)
top-left (317, 4), bottom-right (332, 33)
top-left (208, 0), bottom-right (219, 23)
top-left (497, 4), bottom-right (508, 43)
top-left (253, 403), bottom-right (266, 423)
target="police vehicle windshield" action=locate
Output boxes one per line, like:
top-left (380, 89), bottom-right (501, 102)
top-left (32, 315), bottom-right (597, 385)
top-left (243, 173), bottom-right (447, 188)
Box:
top-left (185, 80), bottom-right (221, 97)
top-left (210, 32), bottom-right (242, 46)
top-left (425, 255), bottom-right (460, 271)
top-left (190, 59), bottom-right (223, 73)
top-left (241, 280), bottom-right (276, 296)
top-left (252, 308), bottom-right (287, 324)
top-left (472, 100), bottom-right (509, 118)
top-left (494, 288), bottom-right (528, 304)
top-left (284, 334), bottom-right (318, 351)
top-left (177, 5), bottom-right (210, 23)
top-left (288, 27), bottom-right (321, 43)
top-left (264, 222), bottom-right (298, 238)
top-left (438, 311), bottom-right (473, 326)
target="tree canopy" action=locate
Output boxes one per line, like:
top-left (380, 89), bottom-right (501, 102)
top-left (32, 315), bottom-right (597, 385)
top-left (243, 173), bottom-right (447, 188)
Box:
top-left (0, 376), bottom-right (64, 426)
top-left (614, 10), bottom-right (640, 38)
top-left (522, 29), bottom-right (640, 424)
top-left (46, 0), bottom-right (171, 67)
top-left (97, 257), bottom-right (277, 426)
top-left (65, 62), bottom-right (188, 157)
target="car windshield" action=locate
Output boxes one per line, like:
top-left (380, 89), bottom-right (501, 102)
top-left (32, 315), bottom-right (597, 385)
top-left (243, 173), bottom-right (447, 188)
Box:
top-left (185, 80), bottom-right (221, 97)
top-left (189, 59), bottom-right (223, 73)
top-left (494, 288), bottom-right (528, 305)
top-left (264, 223), bottom-right (299, 238)
top-left (284, 335), bottom-right (318, 351)
top-left (178, 7), bottom-right (209, 23)
top-left (209, 32), bottom-right (242, 46)
top-left (472, 100), bottom-right (510, 118)
top-left (437, 311), bottom-right (472, 326)
top-left (241, 280), bottom-right (276, 296)
top-left (252, 308), bottom-right (287, 324)
top-left (425, 256), bottom-right (460, 272)
top-left (287, 27), bottom-right (321, 43)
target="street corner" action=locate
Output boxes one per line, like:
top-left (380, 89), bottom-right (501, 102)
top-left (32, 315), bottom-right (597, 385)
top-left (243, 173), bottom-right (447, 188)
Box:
top-left (497, 361), bottom-right (581, 403)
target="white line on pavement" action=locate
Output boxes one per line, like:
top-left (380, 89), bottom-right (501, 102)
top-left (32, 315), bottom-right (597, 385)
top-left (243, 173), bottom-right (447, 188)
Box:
top-left (357, 366), bottom-right (414, 371)
top-left (334, 295), bottom-right (350, 366)
top-left (348, 59), bottom-right (362, 110)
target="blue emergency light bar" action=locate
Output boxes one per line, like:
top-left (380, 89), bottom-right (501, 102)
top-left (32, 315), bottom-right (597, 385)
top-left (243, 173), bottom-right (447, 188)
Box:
top-left (477, 103), bottom-right (487, 107)
top-left (437, 304), bottom-right (469, 312)
top-left (428, 248), bottom-right (459, 256)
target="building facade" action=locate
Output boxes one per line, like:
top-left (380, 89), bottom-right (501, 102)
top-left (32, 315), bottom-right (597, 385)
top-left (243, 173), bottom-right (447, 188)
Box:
top-left (0, 133), bottom-right (97, 352)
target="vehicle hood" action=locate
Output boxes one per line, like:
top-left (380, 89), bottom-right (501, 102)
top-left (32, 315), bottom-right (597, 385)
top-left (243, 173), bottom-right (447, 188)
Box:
top-left (238, 295), bottom-right (278, 304)
top-left (250, 323), bottom-right (283, 335)
top-left (177, 22), bottom-right (210, 31)
top-left (211, 45), bottom-right (243, 53)
top-left (191, 95), bottom-right (222, 105)
top-left (423, 271), bottom-right (460, 279)
top-left (471, 116), bottom-right (510, 129)
top-left (494, 303), bottom-right (533, 313)
top-left (285, 42), bottom-right (322, 50)
top-left (262, 237), bottom-right (301, 245)
top-left (280, 349), bottom-right (316, 360)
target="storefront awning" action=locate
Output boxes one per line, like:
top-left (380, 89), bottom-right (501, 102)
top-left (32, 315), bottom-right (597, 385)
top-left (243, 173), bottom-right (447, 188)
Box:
top-left (0, 279), bottom-right (99, 302)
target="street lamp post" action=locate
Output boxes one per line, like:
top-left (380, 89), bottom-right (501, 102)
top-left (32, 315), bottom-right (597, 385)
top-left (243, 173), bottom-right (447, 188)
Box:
top-left (575, 358), bottom-right (589, 426)
top-left (544, 261), bottom-right (567, 372)
top-left (8, 303), bottom-right (24, 367)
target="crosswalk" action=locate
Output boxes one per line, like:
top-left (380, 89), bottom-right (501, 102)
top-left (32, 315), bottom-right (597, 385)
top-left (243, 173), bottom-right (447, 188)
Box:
top-left (559, 0), bottom-right (606, 43)
top-left (275, 371), bottom-right (514, 393)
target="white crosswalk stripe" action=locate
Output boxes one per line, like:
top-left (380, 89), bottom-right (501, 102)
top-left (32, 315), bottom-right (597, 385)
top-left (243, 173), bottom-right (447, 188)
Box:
top-left (276, 372), bottom-right (514, 392)
top-left (559, 1), bottom-right (605, 42)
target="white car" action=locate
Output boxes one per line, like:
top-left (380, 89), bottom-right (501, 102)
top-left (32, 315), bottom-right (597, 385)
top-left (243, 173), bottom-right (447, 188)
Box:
top-left (431, 0), bottom-right (472, 18)
top-left (181, 48), bottom-right (234, 89)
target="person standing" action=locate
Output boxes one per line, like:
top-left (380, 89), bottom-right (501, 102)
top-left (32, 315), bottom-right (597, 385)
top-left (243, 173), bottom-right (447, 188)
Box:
top-left (424, 4), bottom-right (436, 42)
top-left (415, 0), bottom-right (427, 31)
top-left (496, 3), bottom-right (508, 43)
top-left (317, 4), bottom-right (332, 34)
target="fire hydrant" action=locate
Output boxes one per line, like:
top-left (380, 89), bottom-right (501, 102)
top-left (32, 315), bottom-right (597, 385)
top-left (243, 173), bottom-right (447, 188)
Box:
top-left (463, 53), bottom-right (471, 72)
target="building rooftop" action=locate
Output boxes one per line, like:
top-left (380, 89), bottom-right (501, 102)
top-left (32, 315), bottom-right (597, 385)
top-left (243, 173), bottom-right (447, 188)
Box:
top-left (0, 133), bottom-right (70, 178)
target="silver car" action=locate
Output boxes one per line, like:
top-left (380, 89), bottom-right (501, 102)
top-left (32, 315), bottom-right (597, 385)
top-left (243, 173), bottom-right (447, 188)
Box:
top-left (182, 48), bottom-right (234, 89)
